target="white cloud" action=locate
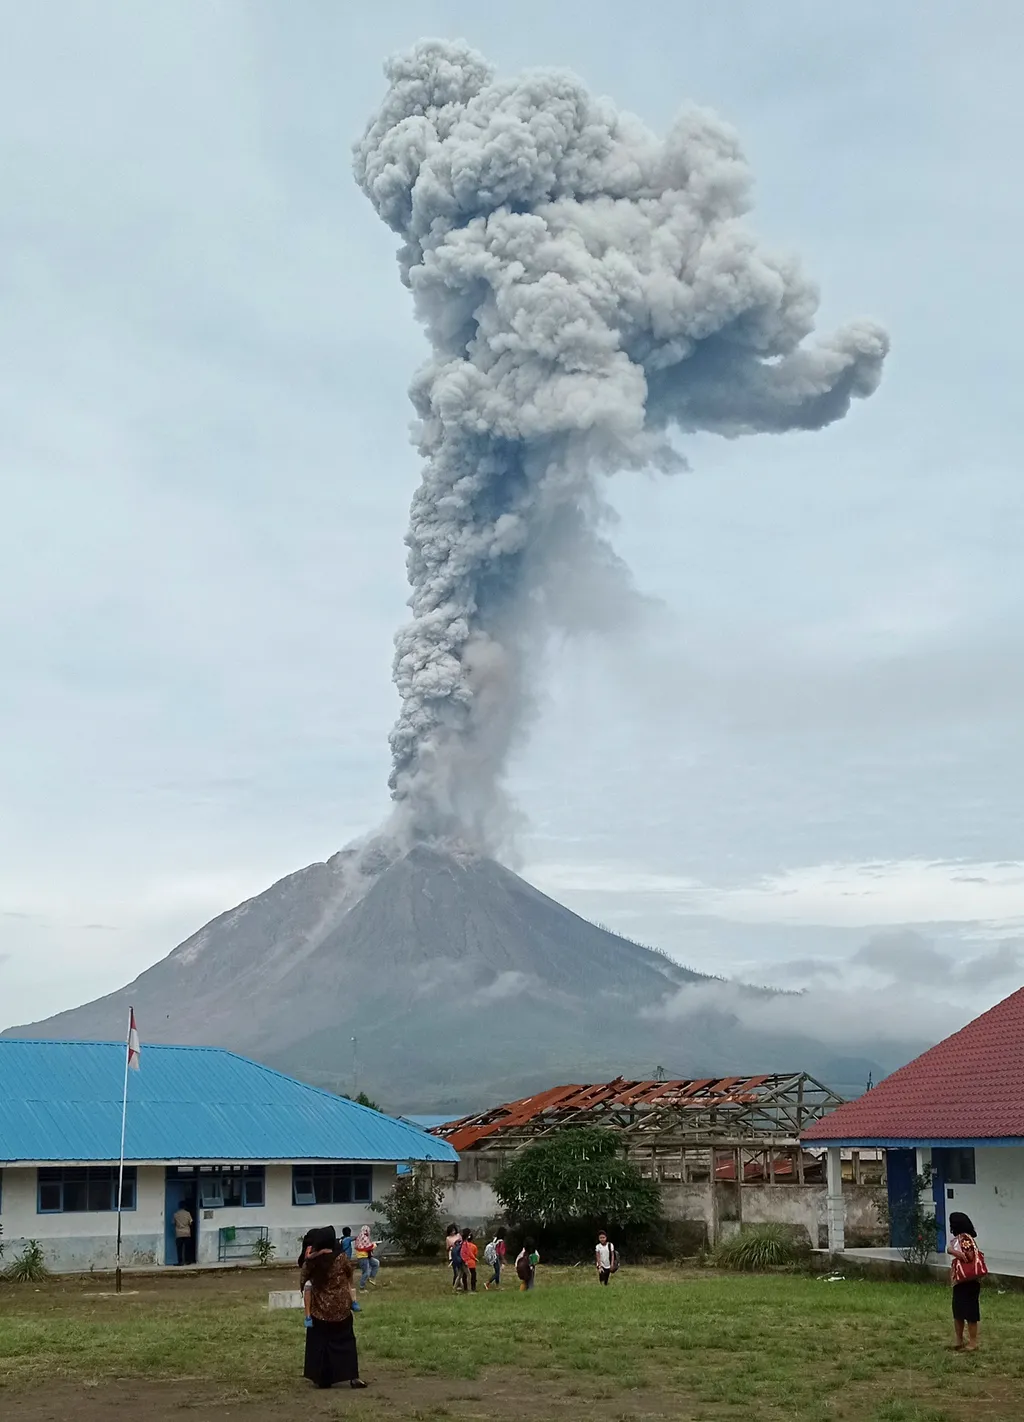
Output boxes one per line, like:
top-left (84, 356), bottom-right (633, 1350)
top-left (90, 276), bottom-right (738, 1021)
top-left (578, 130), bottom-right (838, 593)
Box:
top-left (529, 857), bottom-right (1024, 931)
top-left (646, 978), bottom-right (970, 1049)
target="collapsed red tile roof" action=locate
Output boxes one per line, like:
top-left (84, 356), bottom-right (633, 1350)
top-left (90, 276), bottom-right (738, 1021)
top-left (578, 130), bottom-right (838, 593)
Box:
top-left (803, 986), bottom-right (1024, 1142)
top-left (432, 1075), bottom-right (774, 1152)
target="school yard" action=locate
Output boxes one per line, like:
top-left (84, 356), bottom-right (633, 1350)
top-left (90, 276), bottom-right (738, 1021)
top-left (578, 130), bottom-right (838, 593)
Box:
top-left (1, 1264), bottom-right (1022, 1422)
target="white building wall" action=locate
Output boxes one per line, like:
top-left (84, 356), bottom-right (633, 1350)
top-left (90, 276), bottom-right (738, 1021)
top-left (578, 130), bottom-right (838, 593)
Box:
top-left (0, 1164), bottom-right (165, 1272)
top-left (0, 1162), bottom-right (402, 1274)
top-left (941, 1147), bottom-right (1024, 1264)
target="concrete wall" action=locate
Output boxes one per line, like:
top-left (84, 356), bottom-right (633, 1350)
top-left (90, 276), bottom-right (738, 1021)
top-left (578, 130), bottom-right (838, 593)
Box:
top-left (439, 1169), bottom-right (883, 1249)
top-left (0, 1163), bottom-right (400, 1274)
top-left (928, 1146), bottom-right (1024, 1264)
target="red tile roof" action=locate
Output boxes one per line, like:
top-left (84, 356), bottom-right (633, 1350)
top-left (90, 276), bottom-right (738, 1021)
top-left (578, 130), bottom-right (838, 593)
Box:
top-left (433, 1075), bottom-right (775, 1152)
top-left (803, 986), bottom-right (1024, 1143)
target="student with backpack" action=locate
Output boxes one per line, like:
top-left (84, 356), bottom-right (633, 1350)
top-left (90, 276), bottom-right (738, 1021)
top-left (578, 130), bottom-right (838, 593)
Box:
top-left (449, 1228), bottom-right (463, 1296)
top-left (516, 1238), bottom-right (539, 1291)
top-left (947, 1211), bottom-right (987, 1350)
top-left (595, 1230), bottom-right (617, 1285)
top-left (448, 1227), bottom-right (464, 1291)
top-left (483, 1231), bottom-right (506, 1289)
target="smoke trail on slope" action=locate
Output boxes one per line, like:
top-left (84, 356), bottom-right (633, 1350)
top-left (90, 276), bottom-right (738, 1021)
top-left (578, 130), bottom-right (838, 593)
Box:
top-left (354, 40), bottom-right (888, 852)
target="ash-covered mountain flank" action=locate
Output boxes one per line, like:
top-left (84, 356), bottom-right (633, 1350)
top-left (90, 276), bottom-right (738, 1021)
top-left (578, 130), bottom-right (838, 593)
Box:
top-left (6, 845), bottom-right (879, 1113)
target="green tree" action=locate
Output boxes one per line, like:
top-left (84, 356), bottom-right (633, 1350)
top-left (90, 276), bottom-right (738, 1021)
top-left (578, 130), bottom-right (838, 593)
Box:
top-left (493, 1128), bottom-right (662, 1256)
top-left (369, 1169), bottom-right (447, 1257)
top-left (345, 1091), bottom-right (383, 1112)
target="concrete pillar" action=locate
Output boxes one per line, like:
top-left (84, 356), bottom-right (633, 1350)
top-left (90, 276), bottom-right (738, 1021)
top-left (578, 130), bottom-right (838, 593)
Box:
top-left (826, 1147), bottom-right (845, 1254)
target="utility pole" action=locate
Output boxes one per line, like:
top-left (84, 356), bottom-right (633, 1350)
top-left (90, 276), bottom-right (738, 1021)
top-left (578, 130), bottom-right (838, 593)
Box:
top-left (351, 1036), bottom-right (359, 1099)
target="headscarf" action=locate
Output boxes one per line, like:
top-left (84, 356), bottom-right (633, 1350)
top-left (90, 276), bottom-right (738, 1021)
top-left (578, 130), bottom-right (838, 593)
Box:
top-left (297, 1224), bottom-right (340, 1268)
top-left (355, 1226), bottom-right (374, 1252)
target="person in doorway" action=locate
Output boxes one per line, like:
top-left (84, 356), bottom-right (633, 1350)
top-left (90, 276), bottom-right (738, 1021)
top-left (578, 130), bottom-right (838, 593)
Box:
top-left (355, 1225), bottom-right (380, 1288)
top-left (595, 1231), bottom-right (616, 1285)
top-left (172, 1200), bottom-right (193, 1266)
top-left (460, 1230), bottom-right (479, 1292)
top-left (299, 1226), bottom-right (366, 1390)
top-left (947, 1211), bottom-right (987, 1351)
top-left (516, 1238), bottom-right (539, 1291)
top-left (483, 1231), bottom-right (506, 1289)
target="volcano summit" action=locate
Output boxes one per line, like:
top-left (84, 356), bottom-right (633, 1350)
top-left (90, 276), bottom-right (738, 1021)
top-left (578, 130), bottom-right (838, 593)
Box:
top-left (6, 844), bottom-right (889, 1113)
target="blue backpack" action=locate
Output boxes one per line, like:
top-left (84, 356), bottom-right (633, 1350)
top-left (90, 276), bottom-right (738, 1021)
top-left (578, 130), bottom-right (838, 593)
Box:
top-left (451, 1237), bottom-right (463, 1266)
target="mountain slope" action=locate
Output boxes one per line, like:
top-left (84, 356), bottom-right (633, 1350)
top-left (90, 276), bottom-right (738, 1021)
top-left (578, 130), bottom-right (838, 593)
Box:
top-left (5, 845), bottom-right (888, 1112)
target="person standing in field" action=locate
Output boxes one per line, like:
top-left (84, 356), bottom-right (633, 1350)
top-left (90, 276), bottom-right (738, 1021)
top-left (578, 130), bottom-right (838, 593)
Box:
top-left (448, 1226), bottom-right (464, 1291)
top-left (459, 1230), bottom-right (479, 1292)
top-left (595, 1231), bottom-right (616, 1285)
top-left (298, 1226), bottom-right (367, 1390)
top-left (445, 1224), bottom-right (463, 1288)
top-left (947, 1211), bottom-right (987, 1351)
top-left (484, 1231), bottom-right (506, 1289)
top-left (172, 1200), bottom-right (193, 1265)
top-left (516, 1238), bottom-right (539, 1291)
top-left (338, 1227), bottom-right (360, 1309)
top-left (354, 1226), bottom-right (380, 1288)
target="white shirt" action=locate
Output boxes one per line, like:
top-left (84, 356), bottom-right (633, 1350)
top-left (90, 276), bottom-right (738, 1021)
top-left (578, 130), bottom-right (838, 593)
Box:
top-left (596, 1242), bottom-right (613, 1269)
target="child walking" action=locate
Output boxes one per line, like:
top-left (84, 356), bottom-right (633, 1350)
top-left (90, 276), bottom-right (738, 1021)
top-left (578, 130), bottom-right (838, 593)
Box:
top-left (947, 1211), bottom-right (987, 1351)
top-left (595, 1230), bottom-right (616, 1285)
top-left (459, 1230), bottom-right (479, 1292)
top-left (516, 1239), bottom-right (539, 1291)
top-left (484, 1231), bottom-right (506, 1289)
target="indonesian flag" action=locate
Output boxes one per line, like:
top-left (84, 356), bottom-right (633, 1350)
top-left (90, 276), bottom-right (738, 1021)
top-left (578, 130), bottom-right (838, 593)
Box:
top-left (127, 1008), bottom-right (141, 1071)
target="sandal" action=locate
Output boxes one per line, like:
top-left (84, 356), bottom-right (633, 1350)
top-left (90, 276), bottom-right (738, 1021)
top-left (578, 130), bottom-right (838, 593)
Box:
top-left (350, 1378), bottom-right (368, 1388)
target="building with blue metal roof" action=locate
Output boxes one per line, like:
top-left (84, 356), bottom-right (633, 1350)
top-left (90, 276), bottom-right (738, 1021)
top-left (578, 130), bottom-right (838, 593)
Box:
top-left (0, 1040), bottom-right (457, 1273)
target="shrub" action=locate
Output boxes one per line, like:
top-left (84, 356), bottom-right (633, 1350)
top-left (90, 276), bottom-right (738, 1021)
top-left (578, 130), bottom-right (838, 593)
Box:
top-left (5, 1240), bottom-right (49, 1282)
top-left (252, 1236), bottom-right (277, 1266)
top-left (712, 1223), bottom-right (811, 1272)
top-left (369, 1169), bottom-right (446, 1256)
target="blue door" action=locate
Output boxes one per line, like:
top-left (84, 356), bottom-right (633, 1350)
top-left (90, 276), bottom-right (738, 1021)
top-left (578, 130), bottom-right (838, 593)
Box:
top-left (165, 1174), bottom-right (198, 1265)
top-left (886, 1149), bottom-right (917, 1248)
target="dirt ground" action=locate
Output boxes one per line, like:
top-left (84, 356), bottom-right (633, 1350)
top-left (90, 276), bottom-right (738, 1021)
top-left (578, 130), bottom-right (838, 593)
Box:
top-left (2, 1374), bottom-right (688, 1422)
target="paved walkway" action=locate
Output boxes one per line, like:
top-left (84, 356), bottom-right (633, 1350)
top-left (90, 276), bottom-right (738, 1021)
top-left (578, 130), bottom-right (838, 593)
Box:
top-left (840, 1246), bottom-right (1024, 1279)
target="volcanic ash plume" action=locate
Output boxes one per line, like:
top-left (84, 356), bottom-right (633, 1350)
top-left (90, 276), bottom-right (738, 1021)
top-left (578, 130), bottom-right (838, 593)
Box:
top-left (354, 40), bottom-right (889, 852)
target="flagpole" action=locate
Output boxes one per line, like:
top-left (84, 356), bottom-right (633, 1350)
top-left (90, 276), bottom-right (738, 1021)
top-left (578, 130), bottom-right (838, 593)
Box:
top-left (115, 1005), bottom-right (132, 1296)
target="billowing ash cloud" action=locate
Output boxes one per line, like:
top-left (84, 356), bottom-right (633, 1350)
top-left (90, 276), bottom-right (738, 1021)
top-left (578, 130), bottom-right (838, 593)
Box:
top-left (354, 39), bottom-right (889, 851)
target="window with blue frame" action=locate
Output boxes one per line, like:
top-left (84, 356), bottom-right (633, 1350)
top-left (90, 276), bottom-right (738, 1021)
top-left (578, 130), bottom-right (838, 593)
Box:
top-left (292, 1164), bottom-right (372, 1206)
top-left (37, 1166), bottom-right (136, 1213)
top-left (195, 1165), bottom-right (265, 1208)
top-left (934, 1147), bottom-right (976, 1184)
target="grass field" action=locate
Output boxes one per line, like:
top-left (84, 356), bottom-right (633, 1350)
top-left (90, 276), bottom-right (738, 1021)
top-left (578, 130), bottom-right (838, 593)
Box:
top-left (1, 1264), bottom-right (1022, 1420)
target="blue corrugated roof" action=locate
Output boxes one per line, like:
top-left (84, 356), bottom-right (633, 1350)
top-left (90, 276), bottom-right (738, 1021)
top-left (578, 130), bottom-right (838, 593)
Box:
top-left (0, 1040), bottom-right (459, 1165)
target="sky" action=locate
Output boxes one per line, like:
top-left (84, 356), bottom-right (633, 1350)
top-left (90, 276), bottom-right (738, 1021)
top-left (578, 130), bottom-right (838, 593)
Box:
top-left (2, 1), bottom-right (1023, 1047)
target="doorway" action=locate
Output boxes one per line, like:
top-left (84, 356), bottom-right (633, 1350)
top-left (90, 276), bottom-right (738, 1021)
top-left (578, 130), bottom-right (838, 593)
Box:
top-left (164, 1173), bottom-right (198, 1266)
top-left (885, 1149), bottom-right (917, 1248)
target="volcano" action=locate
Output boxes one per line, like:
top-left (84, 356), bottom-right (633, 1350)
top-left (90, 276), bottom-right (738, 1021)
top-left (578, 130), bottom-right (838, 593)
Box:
top-left (5, 845), bottom-right (882, 1112)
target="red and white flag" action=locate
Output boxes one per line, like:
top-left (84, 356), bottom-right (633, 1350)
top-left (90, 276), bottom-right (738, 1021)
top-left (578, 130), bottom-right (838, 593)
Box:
top-left (127, 1008), bottom-right (141, 1071)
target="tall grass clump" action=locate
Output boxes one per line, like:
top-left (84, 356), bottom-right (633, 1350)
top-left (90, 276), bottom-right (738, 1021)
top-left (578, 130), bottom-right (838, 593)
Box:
top-left (4, 1240), bottom-right (49, 1282)
top-left (711, 1223), bottom-right (810, 1272)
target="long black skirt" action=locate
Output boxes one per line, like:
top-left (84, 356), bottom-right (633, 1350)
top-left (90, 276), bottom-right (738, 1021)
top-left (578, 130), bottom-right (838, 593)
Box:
top-left (952, 1280), bottom-right (982, 1324)
top-left (304, 1315), bottom-right (359, 1388)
